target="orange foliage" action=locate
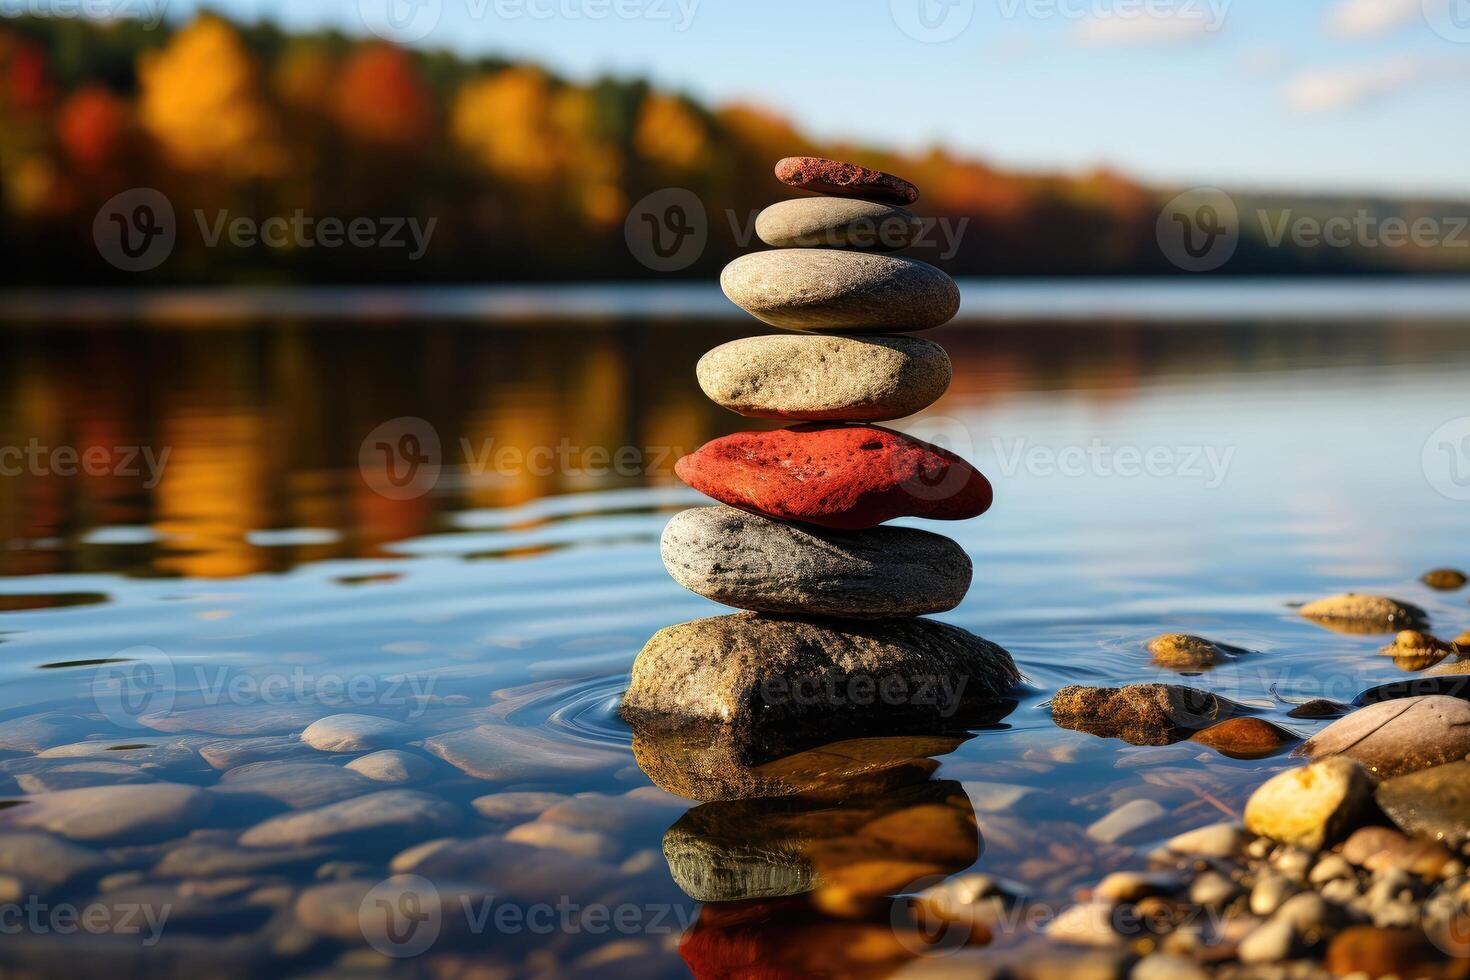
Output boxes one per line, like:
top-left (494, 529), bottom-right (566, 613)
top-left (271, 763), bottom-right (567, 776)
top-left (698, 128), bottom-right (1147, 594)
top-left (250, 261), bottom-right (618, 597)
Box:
top-left (635, 93), bottom-right (709, 171)
top-left (333, 43), bottom-right (431, 147)
top-left (5, 41), bottom-right (52, 114)
top-left (138, 15), bottom-right (285, 177)
top-left (452, 66), bottom-right (559, 182)
top-left (57, 86), bottom-right (128, 170)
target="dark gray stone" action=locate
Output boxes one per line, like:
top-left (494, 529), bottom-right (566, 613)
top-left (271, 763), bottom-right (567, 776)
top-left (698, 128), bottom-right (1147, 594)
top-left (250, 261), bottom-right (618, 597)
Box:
top-left (661, 506), bottom-right (971, 618)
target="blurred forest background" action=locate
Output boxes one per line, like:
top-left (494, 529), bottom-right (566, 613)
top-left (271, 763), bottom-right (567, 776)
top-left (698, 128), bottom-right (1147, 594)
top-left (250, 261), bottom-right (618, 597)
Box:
top-left (2, 11), bottom-right (1468, 285)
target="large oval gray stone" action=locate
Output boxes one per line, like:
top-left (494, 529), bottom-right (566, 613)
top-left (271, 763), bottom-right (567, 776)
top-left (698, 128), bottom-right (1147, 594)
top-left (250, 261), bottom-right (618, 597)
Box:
top-left (720, 250), bottom-right (960, 332)
top-left (755, 197), bottom-right (923, 251)
top-left (661, 506), bottom-right (970, 618)
top-left (0, 783), bottom-right (212, 843)
top-left (1296, 695), bottom-right (1470, 778)
top-left (239, 789), bottom-right (460, 848)
top-left (696, 334), bottom-right (950, 422)
top-left (620, 612), bottom-right (1018, 738)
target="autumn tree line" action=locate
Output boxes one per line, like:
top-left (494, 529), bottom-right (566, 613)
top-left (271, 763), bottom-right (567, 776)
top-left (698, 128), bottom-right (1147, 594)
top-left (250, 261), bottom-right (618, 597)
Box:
top-left (1, 13), bottom-right (1466, 286)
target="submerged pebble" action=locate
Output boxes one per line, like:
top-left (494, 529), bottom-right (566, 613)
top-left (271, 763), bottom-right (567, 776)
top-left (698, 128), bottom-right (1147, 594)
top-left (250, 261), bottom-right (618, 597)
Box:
top-left (215, 761), bottom-right (376, 809)
top-left (1146, 633), bottom-right (1228, 669)
top-left (239, 790), bottom-right (459, 848)
top-left (1188, 717), bottom-right (1298, 759)
top-left (422, 724), bottom-right (625, 781)
top-left (1421, 568), bottom-right (1468, 590)
top-left (0, 783), bottom-right (212, 844)
top-left (1050, 684), bottom-right (1241, 745)
top-left (344, 749), bottom-right (433, 783)
top-left (301, 714), bottom-right (411, 753)
top-left (1297, 594), bottom-right (1426, 634)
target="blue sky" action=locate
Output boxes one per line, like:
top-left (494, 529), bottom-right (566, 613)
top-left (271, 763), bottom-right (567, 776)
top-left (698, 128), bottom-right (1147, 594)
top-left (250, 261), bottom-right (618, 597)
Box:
top-left (165, 0), bottom-right (1470, 197)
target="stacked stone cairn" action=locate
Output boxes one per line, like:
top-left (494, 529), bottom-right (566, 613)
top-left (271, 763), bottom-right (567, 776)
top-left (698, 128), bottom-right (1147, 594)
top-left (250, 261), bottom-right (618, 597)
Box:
top-left (621, 157), bottom-right (1019, 749)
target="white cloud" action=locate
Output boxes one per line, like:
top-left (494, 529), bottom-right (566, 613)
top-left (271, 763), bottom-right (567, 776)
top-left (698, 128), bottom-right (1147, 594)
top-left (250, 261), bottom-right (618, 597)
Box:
top-left (1284, 56), bottom-right (1436, 112)
top-left (1324, 0), bottom-right (1422, 37)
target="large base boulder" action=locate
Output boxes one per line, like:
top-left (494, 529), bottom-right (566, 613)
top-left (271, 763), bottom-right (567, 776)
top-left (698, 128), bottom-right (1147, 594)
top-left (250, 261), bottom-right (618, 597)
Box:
top-left (620, 613), bottom-right (1020, 742)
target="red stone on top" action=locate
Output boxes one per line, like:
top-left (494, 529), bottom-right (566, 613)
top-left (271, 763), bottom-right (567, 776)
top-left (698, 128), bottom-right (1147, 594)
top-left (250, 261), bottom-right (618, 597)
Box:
top-left (775, 156), bottom-right (920, 206)
top-left (675, 424), bottom-right (991, 531)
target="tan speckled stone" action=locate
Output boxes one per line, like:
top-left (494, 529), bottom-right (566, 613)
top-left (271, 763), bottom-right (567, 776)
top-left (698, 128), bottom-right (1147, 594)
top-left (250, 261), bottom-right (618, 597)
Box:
top-left (1297, 593), bottom-right (1426, 634)
top-left (696, 334), bottom-right (950, 422)
top-left (621, 613), bottom-right (1018, 737)
top-left (1146, 633), bottom-right (1227, 669)
top-left (720, 250), bottom-right (960, 332)
top-left (756, 197), bottom-right (923, 251)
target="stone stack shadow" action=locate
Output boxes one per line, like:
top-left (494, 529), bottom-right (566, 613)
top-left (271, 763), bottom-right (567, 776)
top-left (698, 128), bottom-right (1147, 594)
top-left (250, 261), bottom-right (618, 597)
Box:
top-left (621, 156), bottom-right (1021, 793)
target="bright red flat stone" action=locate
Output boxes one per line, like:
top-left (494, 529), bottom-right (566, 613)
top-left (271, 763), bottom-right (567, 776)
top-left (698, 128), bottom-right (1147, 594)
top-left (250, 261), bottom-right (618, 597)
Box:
top-left (674, 424), bottom-right (992, 530)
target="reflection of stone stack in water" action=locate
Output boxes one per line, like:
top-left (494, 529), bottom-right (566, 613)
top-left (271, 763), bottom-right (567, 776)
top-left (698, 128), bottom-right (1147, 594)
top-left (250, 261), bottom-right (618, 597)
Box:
top-left (622, 157), bottom-right (1018, 752)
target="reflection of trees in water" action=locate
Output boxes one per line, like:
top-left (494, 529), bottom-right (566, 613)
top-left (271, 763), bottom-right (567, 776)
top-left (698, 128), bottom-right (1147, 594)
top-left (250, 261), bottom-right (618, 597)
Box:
top-left (0, 319), bottom-right (1466, 578)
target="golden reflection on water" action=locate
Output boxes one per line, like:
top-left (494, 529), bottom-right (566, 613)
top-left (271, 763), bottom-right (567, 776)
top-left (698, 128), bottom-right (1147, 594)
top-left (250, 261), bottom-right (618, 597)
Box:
top-left (1, 318), bottom-right (1468, 580)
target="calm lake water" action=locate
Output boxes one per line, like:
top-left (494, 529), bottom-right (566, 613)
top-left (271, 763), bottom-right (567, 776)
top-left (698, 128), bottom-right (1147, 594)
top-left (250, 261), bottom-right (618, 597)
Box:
top-left (1, 281), bottom-right (1469, 977)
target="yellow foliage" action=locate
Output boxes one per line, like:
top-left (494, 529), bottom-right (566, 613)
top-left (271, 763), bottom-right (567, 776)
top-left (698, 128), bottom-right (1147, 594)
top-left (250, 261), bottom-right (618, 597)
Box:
top-left (7, 154), bottom-right (57, 214)
top-left (452, 67), bottom-right (559, 183)
top-left (138, 15), bottom-right (285, 177)
top-left (635, 93), bottom-right (708, 170)
top-left (453, 69), bottom-right (626, 226)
